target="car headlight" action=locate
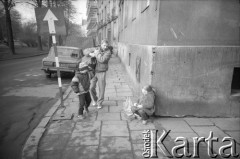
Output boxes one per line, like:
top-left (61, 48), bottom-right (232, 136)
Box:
top-left (43, 61), bottom-right (53, 66)
top-left (68, 63), bottom-right (78, 68)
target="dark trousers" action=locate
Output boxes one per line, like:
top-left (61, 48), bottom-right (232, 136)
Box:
top-left (131, 106), bottom-right (149, 120)
top-left (78, 92), bottom-right (91, 115)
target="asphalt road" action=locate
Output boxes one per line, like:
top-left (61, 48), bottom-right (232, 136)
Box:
top-left (0, 55), bottom-right (72, 159)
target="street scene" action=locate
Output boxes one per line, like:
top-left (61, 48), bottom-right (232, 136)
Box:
top-left (0, 0), bottom-right (240, 159)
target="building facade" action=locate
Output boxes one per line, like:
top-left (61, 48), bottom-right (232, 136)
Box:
top-left (86, 0), bottom-right (98, 45)
top-left (96, 0), bottom-right (118, 49)
top-left (90, 0), bottom-right (240, 117)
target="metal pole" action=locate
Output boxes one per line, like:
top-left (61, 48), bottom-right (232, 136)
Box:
top-left (52, 34), bottom-right (64, 107)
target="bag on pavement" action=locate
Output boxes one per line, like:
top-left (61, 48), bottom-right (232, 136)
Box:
top-left (123, 97), bottom-right (134, 116)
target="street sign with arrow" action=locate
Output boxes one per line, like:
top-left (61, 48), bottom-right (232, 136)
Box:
top-left (35, 7), bottom-right (66, 35)
top-left (43, 9), bottom-right (58, 34)
top-left (37, 8), bottom-right (66, 107)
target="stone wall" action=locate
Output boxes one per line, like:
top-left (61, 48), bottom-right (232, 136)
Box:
top-left (118, 43), bottom-right (240, 117)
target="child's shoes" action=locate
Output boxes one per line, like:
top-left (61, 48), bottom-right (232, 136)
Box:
top-left (134, 113), bottom-right (142, 120)
top-left (142, 120), bottom-right (147, 125)
top-left (92, 101), bottom-right (97, 106)
top-left (97, 105), bottom-right (102, 109)
top-left (77, 115), bottom-right (85, 120)
top-left (85, 110), bottom-right (89, 117)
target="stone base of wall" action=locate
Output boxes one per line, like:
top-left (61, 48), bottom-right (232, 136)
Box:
top-left (118, 42), bottom-right (240, 117)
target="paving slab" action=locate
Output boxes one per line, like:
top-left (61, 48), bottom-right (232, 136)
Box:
top-left (109, 105), bottom-right (123, 112)
top-left (157, 118), bottom-right (193, 133)
top-left (73, 121), bottom-right (101, 132)
top-left (102, 100), bottom-right (117, 106)
top-left (130, 130), bottom-right (144, 144)
top-left (55, 107), bottom-right (65, 115)
top-left (132, 143), bottom-right (169, 159)
top-left (22, 145), bottom-right (38, 159)
top-left (210, 137), bottom-right (240, 158)
top-left (38, 134), bottom-right (70, 151)
top-left (210, 118), bottom-right (240, 131)
top-left (72, 97), bottom-right (79, 102)
top-left (128, 120), bottom-right (156, 130)
top-left (105, 89), bottom-right (117, 93)
top-left (62, 146), bottom-right (98, 159)
top-left (46, 120), bottom-right (75, 135)
top-left (115, 85), bottom-right (130, 89)
top-left (67, 131), bottom-right (100, 146)
top-left (97, 106), bottom-right (109, 113)
top-left (37, 150), bottom-right (62, 159)
top-left (72, 111), bottom-right (98, 122)
top-left (168, 132), bottom-right (199, 142)
top-left (101, 124), bottom-right (129, 136)
top-left (104, 92), bottom-right (117, 97)
top-left (103, 120), bottom-right (127, 125)
top-left (116, 88), bottom-right (132, 92)
top-left (99, 136), bottom-right (132, 153)
top-left (117, 100), bottom-right (125, 106)
top-left (52, 114), bottom-right (73, 121)
top-left (121, 112), bottom-right (130, 121)
top-left (224, 131), bottom-right (240, 143)
top-left (108, 96), bottom-right (126, 101)
top-left (63, 102), bottom-right (79, 115)
top-left (97, 112), bottom-right (121, 121)
top-left (184, 118), bottom-right (214, 126)
top-left (175, 143), bottom-right (217, 159)
top-left (117, 92), bottom-right (133, 97)
top-left (99, 152), bottom-right (134, 159)
top-left (191, 126), bottom-right (229, 138)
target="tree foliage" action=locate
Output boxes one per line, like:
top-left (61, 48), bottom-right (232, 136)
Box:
top-left (0, 0), bottom-right (17, 54)
top-left (0, 8), bottom-right (21, 39)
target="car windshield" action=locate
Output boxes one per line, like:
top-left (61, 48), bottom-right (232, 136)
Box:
top-left (49, 47), bottom-right (80, 58)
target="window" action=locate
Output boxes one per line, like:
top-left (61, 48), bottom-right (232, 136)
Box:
top-left (231, 67), bottom-right (240, 96)
top-left (132, 0), bottom-right (137, 21)
top-left (124, 0), bottom-right (128, 28)
top-left (141, 0), bottom-right (150, 13)
top-left (129, 53), bottom-right (131, 66)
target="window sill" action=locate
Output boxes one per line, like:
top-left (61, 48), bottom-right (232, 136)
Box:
top-left (141, 5), bottom-right (149, 13)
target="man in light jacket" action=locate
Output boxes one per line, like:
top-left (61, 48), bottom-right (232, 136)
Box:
top-left (89, 39), bottom-right (111, 109)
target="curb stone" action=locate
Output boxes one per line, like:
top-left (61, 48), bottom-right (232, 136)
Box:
top-left (0, 52), bottom-right (48, 61)
top-left (21, 85), bottom-right (72, 159)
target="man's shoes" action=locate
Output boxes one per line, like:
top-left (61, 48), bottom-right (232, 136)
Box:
top-left (97, 105), bottom-right (102, 109)
top-left (77, 115), bottom-right (85, 120)
top-left (92, 101), bottom-right (97, 106)
top-left (142, 120), bottom-right (147, 125)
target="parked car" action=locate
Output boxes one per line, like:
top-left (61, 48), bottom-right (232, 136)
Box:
top-left (41, 46), bottom-right (83, 78)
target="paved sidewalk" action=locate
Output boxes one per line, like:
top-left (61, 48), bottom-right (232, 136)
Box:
top-left (22, 56), bottom-right (240, 159)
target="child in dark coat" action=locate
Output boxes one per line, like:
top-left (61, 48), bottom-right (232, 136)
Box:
top-left (71, 62), bottom-right (92, 119)
top-left (131, 85), bottom-right (155, 125)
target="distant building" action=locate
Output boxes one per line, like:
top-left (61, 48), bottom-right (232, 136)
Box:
top-left (86, 0), bottom-right (98, 45)
top-left (96, 0), bottom-right (118, 48)
top-left (90, 0), bottom-right (240, 117)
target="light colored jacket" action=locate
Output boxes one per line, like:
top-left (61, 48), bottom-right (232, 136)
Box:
top-left (138, 91), bottom-right (155, 115)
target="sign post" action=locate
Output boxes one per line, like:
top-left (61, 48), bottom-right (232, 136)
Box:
top-left (43, 9), bottom-right (64, 107)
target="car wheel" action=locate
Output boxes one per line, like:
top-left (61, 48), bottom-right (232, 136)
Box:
top-left (46, 72), bottom-right (51, 78)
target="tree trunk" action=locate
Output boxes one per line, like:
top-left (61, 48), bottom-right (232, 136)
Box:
top-left (5, 3), bottom-right (15, 55)
top-left (37, 35), bottom-right (43, 50)
top-left (48, 35), bottom-right (52, 50)
top-left (58, 35), bottom-right (62, 46)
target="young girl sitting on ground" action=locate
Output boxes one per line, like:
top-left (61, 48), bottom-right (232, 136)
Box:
top-left (131, 85), bottom-right (155, 125)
